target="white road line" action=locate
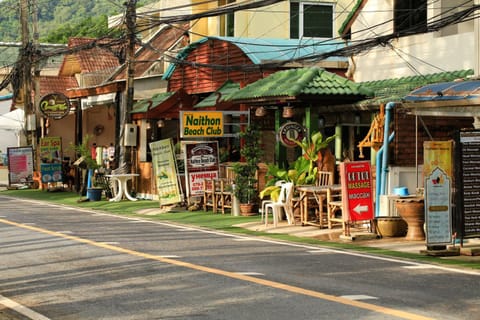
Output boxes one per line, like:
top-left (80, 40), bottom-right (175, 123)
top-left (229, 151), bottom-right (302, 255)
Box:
top-left (0, 294), bottom-right (51, 320)
top-left (307, 249), bottom-right (330, 254)
top-left (403, 265), bottom-right (433, 269)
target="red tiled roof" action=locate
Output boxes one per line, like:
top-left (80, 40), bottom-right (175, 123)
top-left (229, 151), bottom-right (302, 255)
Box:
top-left (39, 76), bottom-right (79, 97)
top-left (59, 37), bottom-right (121, 75)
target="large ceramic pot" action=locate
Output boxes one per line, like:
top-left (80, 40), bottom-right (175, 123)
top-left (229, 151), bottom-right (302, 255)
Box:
top-left (395, 197), bottom-right (425, 241)
top-left (375, 216), bottom-right (407, 237)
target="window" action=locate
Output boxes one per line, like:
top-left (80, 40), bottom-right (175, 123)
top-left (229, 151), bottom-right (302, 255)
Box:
top-left (393, 0), bottom-right (427, 36)
top-left (437, 0), bottom-right (473, 36)
top-left (219, 0), bottom-right (235, 36)
top-left (290, 2), bottom-right (334, 39)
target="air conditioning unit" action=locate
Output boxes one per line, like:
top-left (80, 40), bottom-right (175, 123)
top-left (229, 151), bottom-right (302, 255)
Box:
top-left (378, 195), bottom-right (400, 217)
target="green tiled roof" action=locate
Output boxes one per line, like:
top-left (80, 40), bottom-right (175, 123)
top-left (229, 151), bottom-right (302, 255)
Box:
top-left (225, 67), bottom-right (373, 102)
top-left (194, 81), bottom-right (240, 108)
top-left (130, 91), bottom-right (174, 113)
top-left (357, 69), bottom-right (475, 106)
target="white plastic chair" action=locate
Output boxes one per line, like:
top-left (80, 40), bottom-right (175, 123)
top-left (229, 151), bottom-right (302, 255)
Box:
top-left (260, 180), bottom-right (286, 223)
top-left (264, 182), bottom-right (294, 227)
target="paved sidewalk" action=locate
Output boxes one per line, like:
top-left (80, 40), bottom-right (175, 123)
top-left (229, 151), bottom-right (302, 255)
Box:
top-left (235, 220), bottom-right (480, 262)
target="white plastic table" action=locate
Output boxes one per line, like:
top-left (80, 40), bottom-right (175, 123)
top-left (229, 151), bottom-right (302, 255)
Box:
top-left (106, 173), bottom-right (139, 202)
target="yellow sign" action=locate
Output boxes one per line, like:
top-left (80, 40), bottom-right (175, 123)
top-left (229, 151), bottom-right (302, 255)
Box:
top-left (181, 111), bottom-right (223, 137)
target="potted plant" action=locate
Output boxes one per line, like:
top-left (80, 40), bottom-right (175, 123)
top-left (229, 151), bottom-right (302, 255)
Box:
top-left (70, 135), bottom-right (102, 200)
top-left (232, 124), bottom-right (263, 215)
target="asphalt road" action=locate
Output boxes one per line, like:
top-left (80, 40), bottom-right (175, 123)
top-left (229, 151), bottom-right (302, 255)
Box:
top-left (0, 195), bottom-right (479, 320)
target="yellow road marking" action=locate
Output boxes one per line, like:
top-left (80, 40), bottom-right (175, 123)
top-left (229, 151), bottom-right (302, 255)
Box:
top-left (0, 218), bottom-right (433, 320)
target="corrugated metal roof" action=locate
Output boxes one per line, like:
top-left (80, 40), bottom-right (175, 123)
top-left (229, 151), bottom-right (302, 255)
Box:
top-left (225, 67), bottom-right (373, 102)
top-left (357, 69), bottom-right (474, 106)
top-left (163, 37), bottom-right (347, 80)
top-left (194, 81), bottom-right (240, 108)
top-left (404, 80), bottom-right (480, 101)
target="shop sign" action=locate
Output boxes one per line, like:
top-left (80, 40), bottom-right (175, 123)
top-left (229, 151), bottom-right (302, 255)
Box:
top-left (424, 141), bottom-right (452, 245)
top-left (339, 161), bottom-right (374, 222)
top-left (180, 111), bottom-right (223, 138)
top-left (278, 122), bottom-right (305, 147)
top-left (39, 93), bottom-right (71, 120)
top-left (183, 141), bottom-right (219, 197)
top-left (39, 137), bottom-right (63, 183)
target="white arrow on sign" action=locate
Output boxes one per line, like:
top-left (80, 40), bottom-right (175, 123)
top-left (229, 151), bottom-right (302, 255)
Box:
top-left (353, 204), bottom-right (369, 214)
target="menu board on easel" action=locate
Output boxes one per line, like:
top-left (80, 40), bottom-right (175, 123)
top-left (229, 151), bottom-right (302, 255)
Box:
top-left (456, 130), bottom-right (480, 239)
top-left (7, 146), bottom-right (34, 185)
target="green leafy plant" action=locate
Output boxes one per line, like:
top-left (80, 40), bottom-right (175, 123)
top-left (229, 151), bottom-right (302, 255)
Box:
top-left (232, 124), bottom-right (263, 204)
top-left (69, 134), bottom-right (100, 170)
top-left (260, 130), bottom-right (335, 200)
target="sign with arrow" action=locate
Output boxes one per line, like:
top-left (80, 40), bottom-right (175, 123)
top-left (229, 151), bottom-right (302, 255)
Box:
top-left (340, 161), bottom-right (374, 222)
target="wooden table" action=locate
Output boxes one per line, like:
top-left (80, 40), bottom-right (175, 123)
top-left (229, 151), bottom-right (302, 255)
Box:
top-left (106, 173), bottom-right (139, 202)
top-left (295, 184), bottom-right (341, 228)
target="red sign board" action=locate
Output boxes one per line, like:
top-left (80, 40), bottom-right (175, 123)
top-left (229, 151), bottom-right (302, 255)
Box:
top-left (339, 161), bottom-right (374, 222)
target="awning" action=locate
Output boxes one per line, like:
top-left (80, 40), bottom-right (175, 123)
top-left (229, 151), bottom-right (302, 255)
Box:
top-left (81, 93), bottom-right (117, 110)
top-left (0, 108), bottom-right (23, 131)
top-left (130, 89), bottom-right (193, 120)
top-left (194, 81), bottom-right (240, 109)
top-left (402, 80), bottom-right (480, 116)
top-left (131, 92), bottom-right (175, 113)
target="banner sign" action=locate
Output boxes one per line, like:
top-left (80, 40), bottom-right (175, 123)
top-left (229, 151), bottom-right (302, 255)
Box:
top-left (183, 141), bottom-right (219, 197)
top-left (424, 141), bottom-right (452, 245)
top-left (339, 161), bottom-right (374, 222)
top-left (7, 146), bottom-right (34, 185)
top-left (150, 138), bottom-right (183, 205)
top-left (39, 137), bottom-right (63, 184)
top-left (180, 111), bottom-right (223, 138)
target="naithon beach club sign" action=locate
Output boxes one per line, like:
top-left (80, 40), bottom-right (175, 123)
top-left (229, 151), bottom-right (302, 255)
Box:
top-left (180, 111), bottom-right (224, 138)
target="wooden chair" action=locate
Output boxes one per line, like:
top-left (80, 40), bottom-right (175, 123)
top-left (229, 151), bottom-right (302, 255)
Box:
top-left (215, 178), bottom-right (233, 214)
top-left (326, 187), bottom-right (345, 230)
top-left (302, 171), bottom-right (333, 226)
top-left (317, 171), bottom-right (333, 186)
top-left (203, 179), bottom-right (217, 212)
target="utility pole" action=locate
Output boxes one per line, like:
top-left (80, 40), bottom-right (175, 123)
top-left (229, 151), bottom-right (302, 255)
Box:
top-left (20, 0), bottom-right (33, 147)
top-left (32, 0), bottom-right (41, 141)
top-left (119, 0), bottom-right (137, 168)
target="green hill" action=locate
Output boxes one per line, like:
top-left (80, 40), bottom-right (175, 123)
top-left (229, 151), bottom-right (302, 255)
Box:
top-left (0, 0), bottom-right (157, 43)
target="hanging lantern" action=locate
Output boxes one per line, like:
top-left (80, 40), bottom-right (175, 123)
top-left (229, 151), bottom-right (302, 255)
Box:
top-left (282, 106), bottom-right (294, 118)
top-left (255, 106), bottom-right (267, 117)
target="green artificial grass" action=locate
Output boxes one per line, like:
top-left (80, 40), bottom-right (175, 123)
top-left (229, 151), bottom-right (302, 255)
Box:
top-left (2, 188), bottom-right (480, 270)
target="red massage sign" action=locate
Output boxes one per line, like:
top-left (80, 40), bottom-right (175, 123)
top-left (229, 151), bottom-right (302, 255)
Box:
top-left (340, 161), bottom-right (374, 222)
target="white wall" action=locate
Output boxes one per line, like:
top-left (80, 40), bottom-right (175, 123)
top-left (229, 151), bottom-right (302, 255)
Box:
top-left (351, 0), bottom-right (478, 82)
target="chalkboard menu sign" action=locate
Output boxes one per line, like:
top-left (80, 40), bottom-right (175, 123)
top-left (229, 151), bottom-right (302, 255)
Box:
top-left (457, 129), bottom-right (480, 239)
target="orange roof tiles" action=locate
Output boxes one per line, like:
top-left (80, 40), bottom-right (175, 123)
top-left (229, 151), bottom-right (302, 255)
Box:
top-left (39, 76), bottom-right (78, 97)
top-left (59, 37), bottom-right (121, 76)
